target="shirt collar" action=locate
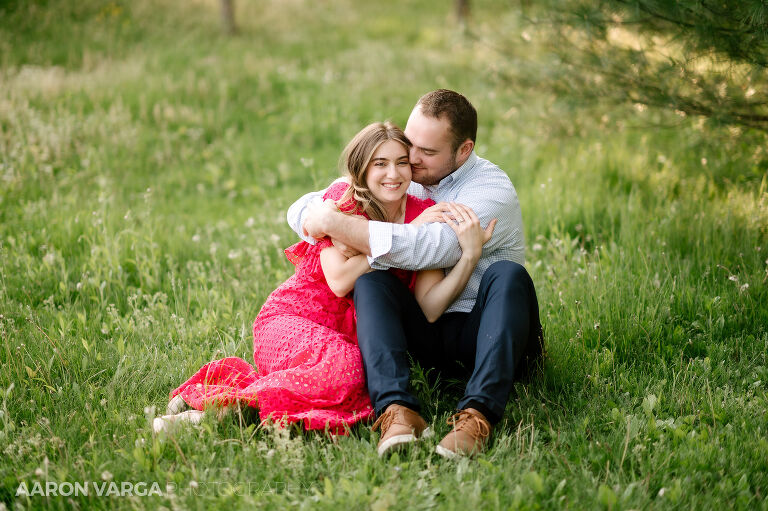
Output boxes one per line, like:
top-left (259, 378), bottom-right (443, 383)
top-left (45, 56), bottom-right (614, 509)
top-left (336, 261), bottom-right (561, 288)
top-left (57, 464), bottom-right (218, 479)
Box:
top-left (438, 151), bottom-right (478, 188)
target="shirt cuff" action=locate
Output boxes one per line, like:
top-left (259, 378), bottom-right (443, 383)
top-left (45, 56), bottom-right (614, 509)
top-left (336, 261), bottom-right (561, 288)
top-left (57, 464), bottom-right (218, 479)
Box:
top-left (366, 220), bottom-right (393, 268)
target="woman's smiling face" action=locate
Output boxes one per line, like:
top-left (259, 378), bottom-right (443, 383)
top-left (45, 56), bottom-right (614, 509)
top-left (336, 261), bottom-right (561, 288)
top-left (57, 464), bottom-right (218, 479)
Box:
top-left (365, 139), bottom-right (412, 204)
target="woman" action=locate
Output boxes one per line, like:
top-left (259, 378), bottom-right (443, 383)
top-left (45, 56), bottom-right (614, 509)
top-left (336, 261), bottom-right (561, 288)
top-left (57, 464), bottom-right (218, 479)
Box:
top-left (154, 122), bottom-right (494, 434)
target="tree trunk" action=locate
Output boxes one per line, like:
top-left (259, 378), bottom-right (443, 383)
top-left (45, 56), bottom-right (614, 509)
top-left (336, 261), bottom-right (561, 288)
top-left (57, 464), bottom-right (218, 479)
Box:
top-left (455, 0), bottom-right (470, 29)
top-left (220, 0), bottom-right (237, 35)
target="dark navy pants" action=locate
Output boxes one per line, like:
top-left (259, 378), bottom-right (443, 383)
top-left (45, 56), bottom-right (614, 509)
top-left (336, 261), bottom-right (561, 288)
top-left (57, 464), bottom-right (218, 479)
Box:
top-left (354, 260), bottom-right (543, 424)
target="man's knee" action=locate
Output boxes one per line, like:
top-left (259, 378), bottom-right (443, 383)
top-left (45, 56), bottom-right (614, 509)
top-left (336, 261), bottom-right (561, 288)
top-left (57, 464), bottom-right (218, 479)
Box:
top-left (353, 271), bottom-right (403, 307)
top-left (482, 260), bottom-right (531, 290)
top-left (354, 270), bottom-right (397, 292)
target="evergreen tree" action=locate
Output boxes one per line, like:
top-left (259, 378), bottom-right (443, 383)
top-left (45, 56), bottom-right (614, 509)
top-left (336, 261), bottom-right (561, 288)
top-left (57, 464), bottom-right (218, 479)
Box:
top-left (499, 0), bottom-right (768, 130)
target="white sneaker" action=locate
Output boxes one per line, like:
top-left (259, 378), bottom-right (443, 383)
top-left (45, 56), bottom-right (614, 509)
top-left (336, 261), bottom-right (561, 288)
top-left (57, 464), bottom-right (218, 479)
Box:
top-left (152, 410), bottom-right (205, 433)
top-left (166, 395), bottom-right (189, 415)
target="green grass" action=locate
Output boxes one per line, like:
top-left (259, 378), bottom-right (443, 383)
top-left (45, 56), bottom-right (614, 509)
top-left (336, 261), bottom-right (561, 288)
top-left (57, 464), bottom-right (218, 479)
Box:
top-left (1, 0), bottom-right (767, 509)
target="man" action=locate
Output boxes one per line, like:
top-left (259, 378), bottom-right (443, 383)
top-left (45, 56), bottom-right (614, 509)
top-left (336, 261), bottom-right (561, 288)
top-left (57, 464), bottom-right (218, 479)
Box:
top-left (287, 89), bottom-right (543, 458)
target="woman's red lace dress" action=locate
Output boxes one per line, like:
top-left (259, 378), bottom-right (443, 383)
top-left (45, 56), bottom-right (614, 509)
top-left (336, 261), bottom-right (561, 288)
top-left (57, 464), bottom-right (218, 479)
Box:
top-left (170, 182), bottom-right (433, 433)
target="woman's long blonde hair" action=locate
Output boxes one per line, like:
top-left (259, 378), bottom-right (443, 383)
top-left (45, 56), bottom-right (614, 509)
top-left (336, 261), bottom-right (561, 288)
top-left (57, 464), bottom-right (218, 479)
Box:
top-left (338, 122), bottom-right (411, 222)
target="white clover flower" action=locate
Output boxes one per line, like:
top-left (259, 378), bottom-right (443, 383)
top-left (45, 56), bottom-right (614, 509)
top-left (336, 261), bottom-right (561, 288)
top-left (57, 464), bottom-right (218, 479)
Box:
top-left (101, 471), bottom-right (113, 481)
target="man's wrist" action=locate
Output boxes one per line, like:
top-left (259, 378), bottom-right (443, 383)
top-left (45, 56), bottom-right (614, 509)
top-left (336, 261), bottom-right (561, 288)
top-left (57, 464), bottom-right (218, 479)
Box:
top-left (320, 208), bottom-right (340, 237)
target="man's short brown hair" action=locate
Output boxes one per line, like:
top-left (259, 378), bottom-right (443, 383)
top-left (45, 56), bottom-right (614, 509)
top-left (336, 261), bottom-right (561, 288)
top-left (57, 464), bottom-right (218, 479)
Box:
top-left (416, 89), bottom-right (477, 152)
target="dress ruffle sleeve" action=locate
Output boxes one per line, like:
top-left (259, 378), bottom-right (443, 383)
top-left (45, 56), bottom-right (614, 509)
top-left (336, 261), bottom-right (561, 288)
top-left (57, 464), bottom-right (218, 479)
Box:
top-left (284, 181), bottom-right (356, 281)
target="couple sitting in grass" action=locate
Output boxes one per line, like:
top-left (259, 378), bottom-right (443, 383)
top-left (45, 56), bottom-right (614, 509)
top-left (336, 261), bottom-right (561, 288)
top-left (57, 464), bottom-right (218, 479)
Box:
top-left (155, 89), bottom-right (544, 459)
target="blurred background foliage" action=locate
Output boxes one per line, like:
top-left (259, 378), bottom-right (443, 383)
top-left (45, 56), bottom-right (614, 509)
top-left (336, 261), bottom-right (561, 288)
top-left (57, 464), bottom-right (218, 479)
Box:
top-left (486, 0), bottom-right (768, 131)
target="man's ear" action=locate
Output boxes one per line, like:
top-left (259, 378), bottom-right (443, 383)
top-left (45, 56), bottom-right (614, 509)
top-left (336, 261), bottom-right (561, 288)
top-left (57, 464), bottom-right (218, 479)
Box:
top-left (457, 139), bottom-right (474, 160)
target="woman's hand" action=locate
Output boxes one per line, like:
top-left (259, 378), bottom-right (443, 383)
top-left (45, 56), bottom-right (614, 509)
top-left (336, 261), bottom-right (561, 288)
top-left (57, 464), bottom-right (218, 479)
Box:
top-left (332, 238), bottom-right (361, 258)
top-left (320, 249), bottom-right (371, 297)
top-left (410, 202), bottom-right (451, 226)
top-left (443, 203), bottom-right (496, 262)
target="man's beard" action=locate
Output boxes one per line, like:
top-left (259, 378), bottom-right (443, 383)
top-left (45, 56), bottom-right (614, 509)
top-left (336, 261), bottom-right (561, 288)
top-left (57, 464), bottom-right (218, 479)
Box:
top-left (413, 154), bottom-right (457, 187)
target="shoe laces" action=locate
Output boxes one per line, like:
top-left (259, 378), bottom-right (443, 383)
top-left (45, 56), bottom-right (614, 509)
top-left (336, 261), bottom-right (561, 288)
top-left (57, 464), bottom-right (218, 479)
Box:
top-left (446, 410), bottom-right (491, 439)
top-left (371, 409), bottom-right (395, 434)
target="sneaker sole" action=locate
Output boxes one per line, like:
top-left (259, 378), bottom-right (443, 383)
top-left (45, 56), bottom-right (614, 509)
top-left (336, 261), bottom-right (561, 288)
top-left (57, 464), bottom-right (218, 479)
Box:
top-left (166, 395), bottom-right (189, 415)
top-left (153, 410), bottom-right (204, 434)
top-left (377, 427), bottom-right (433, 457)
top-left (377, 434), bottom-right (417, 456)
top-left (434, 444), bottom-right (461, 459)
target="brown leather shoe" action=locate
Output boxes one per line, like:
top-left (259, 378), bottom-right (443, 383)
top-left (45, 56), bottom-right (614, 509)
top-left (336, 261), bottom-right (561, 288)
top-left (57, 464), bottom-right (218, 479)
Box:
top-left (435, 408), bottom-right (492, 459)
top-left (371, 404), bottom-right (428, 456)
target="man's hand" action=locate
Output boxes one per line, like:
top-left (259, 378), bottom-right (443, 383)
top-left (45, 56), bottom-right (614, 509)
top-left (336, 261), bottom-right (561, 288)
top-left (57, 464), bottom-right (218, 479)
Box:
top-left (331, 238), bottom-right (362, 258)
top-left (410, 202), bottom-right (452, 226)
top-left (302, 199), bottom-right (339, 240)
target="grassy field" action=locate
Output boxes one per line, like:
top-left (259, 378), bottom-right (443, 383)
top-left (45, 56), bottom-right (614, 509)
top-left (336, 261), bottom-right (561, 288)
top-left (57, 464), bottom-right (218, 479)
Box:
top-left (1, 0), bottom-right (767, 509)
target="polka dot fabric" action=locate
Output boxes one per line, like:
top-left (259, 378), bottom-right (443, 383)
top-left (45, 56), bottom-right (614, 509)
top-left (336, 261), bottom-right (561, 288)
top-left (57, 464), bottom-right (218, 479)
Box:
top-left (170, 183), bottom-right (434, 434)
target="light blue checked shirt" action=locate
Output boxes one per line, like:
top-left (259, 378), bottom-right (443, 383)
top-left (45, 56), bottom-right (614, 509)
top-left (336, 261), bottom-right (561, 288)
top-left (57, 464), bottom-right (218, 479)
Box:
top-left (286, 152), bottom-right (525, 313)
